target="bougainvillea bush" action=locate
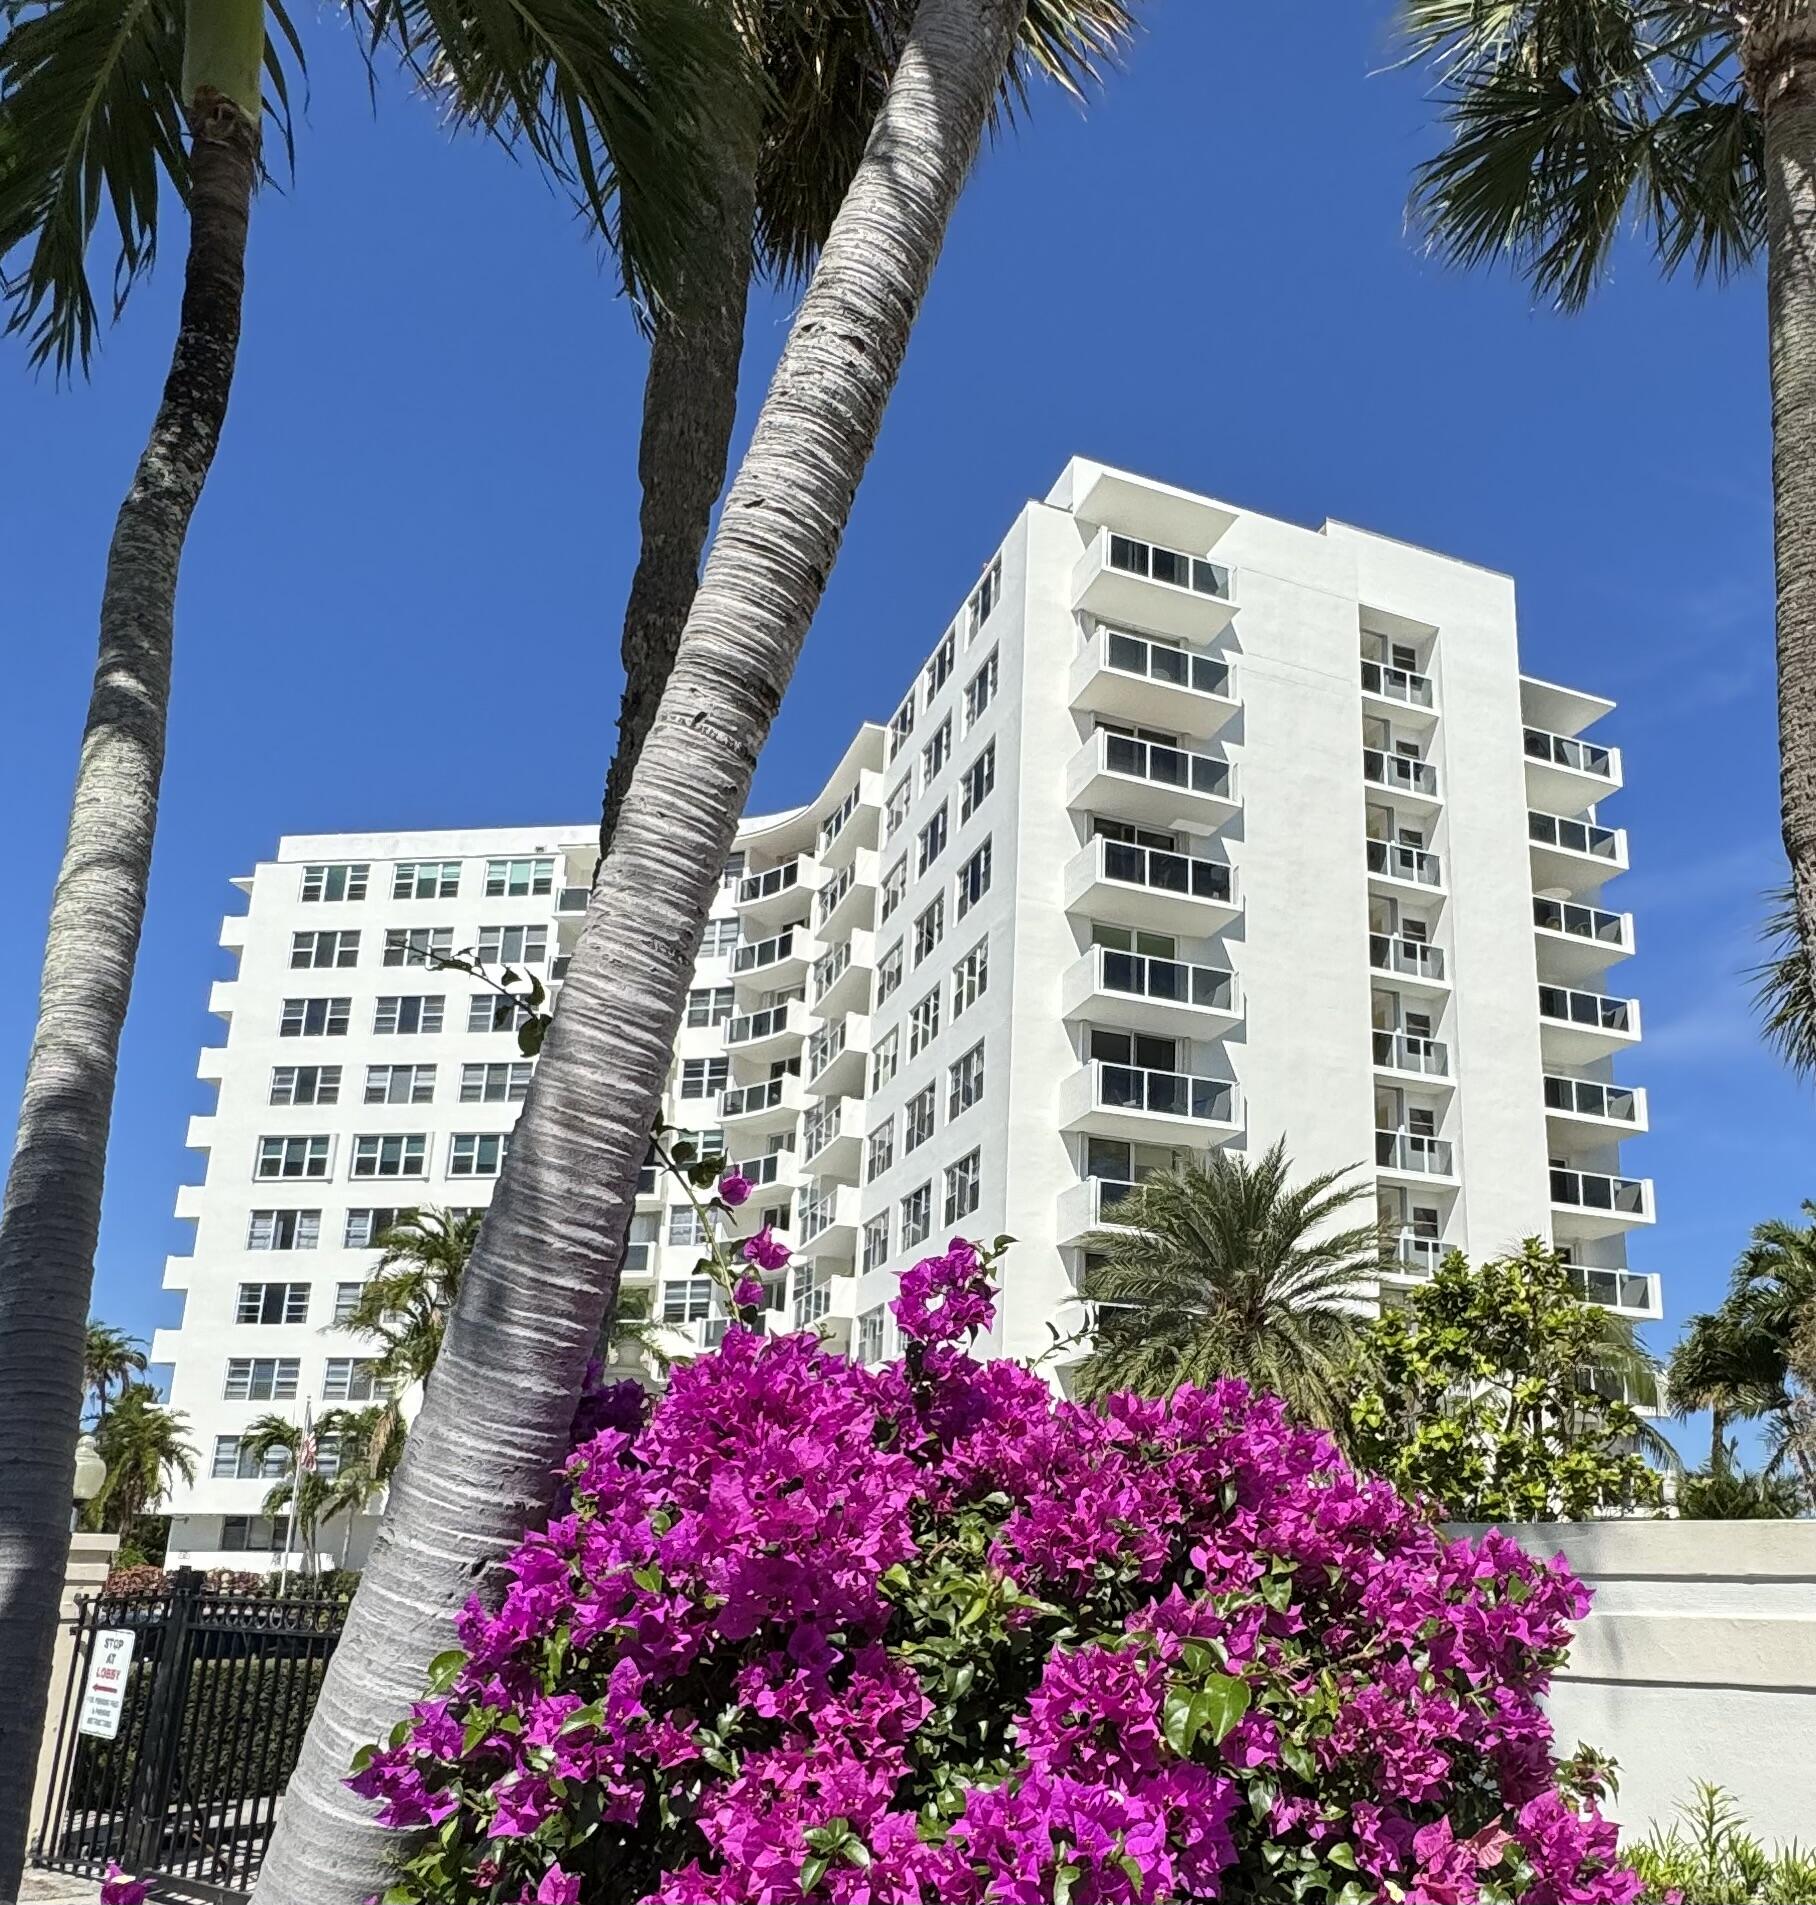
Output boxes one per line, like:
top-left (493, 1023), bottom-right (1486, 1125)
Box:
top-left (348, 1240), bottom-right (1645, 1905)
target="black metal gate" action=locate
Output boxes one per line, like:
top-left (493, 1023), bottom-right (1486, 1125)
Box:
top-left (34, 1569), bottom-right (347, 1893)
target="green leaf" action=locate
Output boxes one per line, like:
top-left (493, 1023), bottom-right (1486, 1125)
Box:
top-left (1328, 1841), bottom-right (1358, 1870)
top-left (517, 1017), bottom-right (546, 1057)
top-left (426, 1647), bottom-right (467, 1693)
top-left (1280, 1740), bottom-right (1317, 1782)
top-left (382, 1887), bottom-right (419, 1905)
top-left (1199, 1672), bottom-right (1251, 1745)
top-left (1053, 1861), bottom-right (1081, 1905)
top-left (799, 1853), bottom-right (829, 1894)
top-left (1261, 1570), bottom-right (1294, 1612)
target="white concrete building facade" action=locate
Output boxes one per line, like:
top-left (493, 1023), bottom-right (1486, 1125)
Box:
top-left (155, 460), bottom-right (1655, 1569)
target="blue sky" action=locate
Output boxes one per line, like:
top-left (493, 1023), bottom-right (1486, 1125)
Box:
top-left (3, 0), bottom-right (1801, 1457)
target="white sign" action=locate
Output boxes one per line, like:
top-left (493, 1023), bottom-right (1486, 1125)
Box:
top-left (77, 1628), bottom-right (136, 1741)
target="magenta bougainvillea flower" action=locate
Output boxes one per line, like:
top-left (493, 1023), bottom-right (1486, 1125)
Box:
top-left (101, 1865), bottom-right (150, 1905)
top-left (717, 1172), bottom-right (754, 1210)
top-left (740, 1224), bottom-right (791, 1273)
top-left (352, 1239), bottom-right (1643, 1905)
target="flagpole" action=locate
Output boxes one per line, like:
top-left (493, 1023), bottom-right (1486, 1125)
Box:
top-left (280, 1399), bottom-right (311, 1590)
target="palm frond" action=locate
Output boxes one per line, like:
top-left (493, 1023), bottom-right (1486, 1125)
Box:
top-left (1751, 882), bottom-right (1816, 1079)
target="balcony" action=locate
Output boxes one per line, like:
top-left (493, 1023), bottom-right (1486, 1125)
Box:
top-left (1061, 946), bottom-right (1241, 1041)
top-left (1529, 809), bottom-right (1628, 894)
top-left (1063, 837), bottom-right (1240, 937)
top-left (1361, 658), bottom-right (1437, 724)
top-left (1566, 1264), bottom-right (1662, 1320)
top-left (812, 931), bottom-right (874, 1019)
top-left (1067, 729), bottom-right (1238, 831)
top-left (1363, 749), bottom-right (1442, 813)
top-left (797, 1181), bottom-right (862, 1260)
top-left (801, 1095), bottom-right (865, 1180)
top-left (1368, 933), bottom-right (1448, 994)
top-left (720, 1074), bottom-right (807, 1137)
top-left (1069, 627), bottom-right (1238, 737)
top-left (1523, 724), bottom-right (1623, 811)
top-left (1551, 1167), bottom-right (1655, 1235)
top-left (1376, 1130), bottom-right (1456, 1180)
top-left (1544, 1074), bottom-right (1648, 1138)
top-left (1060, 1060), bottom-right (1240, 1147)
top-left (732, 1150), bottom-right (798, 1193)
top-left (1056, 1174), bottom-right (1150, 1243)
top-left (806, 1017), bottom-right (869, 1098)
top-left (1533, 896), bottom-right (1634, 983)
top-left (725, 999), bottom-right (810, 1063)
top-left (1366, 838), bottom-right (1443, 894)
top-left (1384, 1230), bottom-right (1445, 1281)
top-left (732, 924), bottom-right (815, 992)
top-left (1372, 1030), bottom-right (1450, 1081)
top-left (815, 852), bottom-right (877, 942)
top-left (1073, 528), bottom-right (1237, 642)
top-left (738, 858), bottom-right (817, 935)
top-left (1538, 984), bottom-right (1641, 1062)
top-left (817, 773), bottom-right (882, 868)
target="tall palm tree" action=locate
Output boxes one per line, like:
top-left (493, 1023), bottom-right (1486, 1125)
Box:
top-left (255, 5), bottom-right (1056, 1897)
top-left (316, 1405), bottom-right (405, 1565)
top-left (0, 8), bottom-right (737, 1889)
top-left (81, 1321), bottom-right (147, 1425)
top-left (1728, 1201), bottom-right (1816, 1484)
top-left (1069, 1142), bottom-right (1384, 1429)
top-left (1397, 0), bottom-right (1816, 1002)
top-left (1752, 883), bottom-right (1816, 1078)
top-left (1667, 1306), bottom-right (1783, 1473)
top-left (595, 0), bottom-right (1135, 857)
top-left (87, 1382), bottom-right (197, 1540)
top-left (344, 1207), bottom-right (482, 1394)
top-left (243, 1413), bottom-right (328, 1565)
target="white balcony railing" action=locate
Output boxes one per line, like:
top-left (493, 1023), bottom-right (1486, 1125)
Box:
top-left (1551, 1168), bottom-right (1651, 1219)
top-left (1088, 729), bottom-right (1234, 803)
top-left (1092, 946), bottom-right (1236, 1015)
top-left (1533, 896), bottom-right (1628, 948)
top-left (1363, 749), bottom-right (1440, 798)
top-left (1366, 838), bottom-right (1442, 887)
top-left (1088, 1060), bottom-right (1236, 1125)
top-left (1373, 1030), bottom-right (1448, 1076)
top-left (1361, 658), bottom-right (1435, 709)
top-left (1528, 810), bottom-right (1622, 862)
top-left (727, 1003), bottom-right (797, 1047)
top-left (1538, 985), bottom-right (1636, 1036)
top-left (1566, 1265), bottom-right (1658, 1313)
top-left (1524, 727), bottom-right (1615, 780)
top-left (733, 928), bottom-right (801, 975)
top-left (806, 1022), bottom-right (848, 1081)
top-left (1098, 628), bottom-right (1232, 700)
top-left (738, 860), bottom-right (802, 907)
top-left (1376, 1130), bottom-right (1454, 1176)
top-left (1391, 1230), bottom-right (1444, 1277)
top-left (733, 1151), bottom-right (789, 1188)
top-left (1095, 838), bottom-right (1235, 906)
top-left (816, 863), bottom-right (856, 927)
top-left (1105, 531), bottom-right (1232, 602)
top-left (819, 785), bottom-right (862, 854)
top-left (794, 1270), bottom-right (831, 1329)
top-left (811, 940), bottom-right (852, 1003)
top-left (1543, 1076), bottom-right (1641, 1124)
top-left (721, 1077), bottom-right (791, 1120)
top-left (1368, 934), bottom-right (1445, 983)
top-left (801, 1096), bottom-right (852, 1160)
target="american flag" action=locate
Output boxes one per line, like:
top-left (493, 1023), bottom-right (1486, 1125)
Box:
top-left (297, 1402), bottom-right (318, 1474)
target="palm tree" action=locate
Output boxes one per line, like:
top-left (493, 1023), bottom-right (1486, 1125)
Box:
top-left (1069, 1143), bottom-right (1383, 1430)
top-left (1397, 0), bottom-right (1816, 1005)
top-left (87, 1383), bottom-right (197, 1541)
top-left (595, 0), bottom-right (1135, 857)
top-left (1752, 884), bottom-right (1816, 1079)
top-left (1667, 1307), bottom-right (1783, 1473)
top-left (242, 1414), bottom-right (328, 1566)
top-left (315, 1406), bottom-right (405, 1566)
top-left (255, 6), bottom-right (1061, 1898)
top-left (82, 1321), bottom-right (147, 1425)
top-left (1728, 1202), bottom-right (1816, 1484)
top-left (344, 1207), bottom-right (482, 1394)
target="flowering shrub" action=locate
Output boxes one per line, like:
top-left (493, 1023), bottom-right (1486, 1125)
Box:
top-left (351, 1240), bottom-right (1643, 1905)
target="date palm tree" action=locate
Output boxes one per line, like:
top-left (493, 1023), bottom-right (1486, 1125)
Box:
top-left (345, 1207), bottom-right (482, 1394)
top-left (87, 1382), bottom-right (197, 1541)
top-left (1070, 1141), bottom-right (1385, 1430)
top-left (254, 5), bottom-right (1061, 1898)
top-left (243, 1413), bottom-right (329, 1564)
top-left (1667, 1305), bottom-right (1783, 1472)
top-left (0, 6), bottom-right (736, 1889)
top-left (81, 1320), bottom-right (147, 1425)
top-left (596, 0), bottom-right (1136, 855)
top-left (1398, 0), bottom-right (1816, 1001)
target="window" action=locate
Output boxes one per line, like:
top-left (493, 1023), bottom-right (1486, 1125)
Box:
top-left (948, 1042), bottom-right (984, 1120)
top-left (967, 557), bottom-right (1001, 638)
top-left (921, 717), bottom-right (952, 790)
top-left (392, 860), bottom-right (461, 900)
top-left (686, 985), bottom-right (736, 1029)
top-left (477, 924), bottom-right (548, 966)
top-left (871, 1030), bottom-right (900, 1092)
top-left (351, 1134), bottom-right (428, 1179)
top-left (720, 851), bottom-right (747, 892)
top-left (877, 941), bottom-right (904, 1004)
top-left (220, 1516), bottom-right (294, 1554)
top-left (944, 1149), bottom-right (981, 1225)
top-left (323, 1358), bottom-right (386, 1402)
top-left (301, 863), bottom-right (368, 902)
top-left (963, 647), bottom-right (999, 728)
top-left (917, 803), bottom-right (948, 876)
top-left (960, 742), bottom-right (996, 821)
top-left (888, 693), bottom-right (916, 761)
top-left (901, 1184), bottom-right (932, 1250)
top-left (374, 994), bottom-right (444, 1035)
top-left (269, 1064), bottom-right (340, 1107)
top-left (857, 1305), bottom-right (886, 1364)
top-left (449, 1133), bottom-right (507, 1178)
top-left (662, 1277), bottom-right (713, 1323)
top-left (909, 987), bottom-right (941, 1058)
top-left (885, 778), bottom-right (912, 843)
top-left (952, 938), bottom-right (989, 1018)
top-left (256, 1136), bottom-right (331, 1180)
top-left (236, 1282), bottom-right (309, 1325)
top-left (384, 926), bottom-right (452, 968)
top-left (624, 1212), bottom-right (660, 1277)
top-left (290, 929), bottom-right (359, 970)
top-left (485, 857), bottom-right (555, 898)
top-left (223, 1358), bottom-right (299, 1402)
top-left (668, 1206), bottom-right (709, 1248)
top-left (913, 897), bottom-right (944, 968)
top-left (880, 856), bottom-right (908, 923)
top-left (1091, 1028), bottom-right (1177, 1071)
top-left (700, 917), bottom-right (742, 957)
top-left (866, 1120), bottom-right (895, 1183)
top-left (956, 839), bottom-right (993, 920)
top-left (280, 996), bottom-right (350, 1038)
top-left (365, 1062), bottom-right (436, 1105)
top-left (862, 1212), bottom-right (891, 1272)
top-left (681, 1056), bottom-right (729, 1100)
top-left (212, 1436), bottom-right (290, 1481)
top-left (459, 1061), bottom-right (532, 1104)
top-left (925, 628), bottom-right (955, 702)
top-left (247, 1209), bottom-right (319, 1251)
top-left (333, 1282), bottom-right (364, 1325)
top-left (904, 1084), bottom-right (936, 1153)
top-left (468, 993), bottom-right (529, 1034)
top-left (344, 1208), bottom-right (411, 1248)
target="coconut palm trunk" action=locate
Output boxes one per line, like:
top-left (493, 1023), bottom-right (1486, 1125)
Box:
top-left (0, 20), bottom-right (261, 1895)
top-left (253, 3), bottom-right (1028, 1899)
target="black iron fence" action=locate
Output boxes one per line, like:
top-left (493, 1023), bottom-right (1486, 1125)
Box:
top-left (34, 1570), bottom-right (347, 1893)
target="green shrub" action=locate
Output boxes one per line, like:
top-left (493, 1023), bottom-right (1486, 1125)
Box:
top-left (1629, 1784), bottom-right (1816, 1903)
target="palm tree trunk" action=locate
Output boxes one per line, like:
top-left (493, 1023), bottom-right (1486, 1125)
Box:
top-left (1711, 1405), bottom-right (1729, 1476)
top-left (253, 4), bottom-right (1029, 1899)
top-left (1760, 14), bottom-right (1816, 972)
top-left (597, 148), bottom-right (758, 862)
top-left (0, 78), bottom-right (257, 1902)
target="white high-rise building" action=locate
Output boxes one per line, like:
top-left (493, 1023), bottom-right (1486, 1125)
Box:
top-left (154, 460), bottom-right (1656, 1569)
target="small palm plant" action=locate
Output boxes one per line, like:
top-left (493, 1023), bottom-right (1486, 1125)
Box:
top-left (1072, 1141), bottom-right (1385, 1432)
top-left (344, 1206), bottom-right (483, 1394)
top-left (88, 1382), bottom-right (197, 1538)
